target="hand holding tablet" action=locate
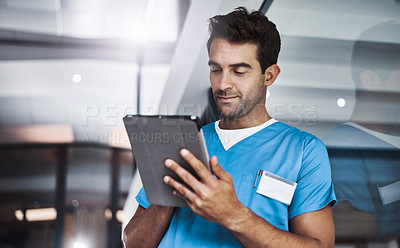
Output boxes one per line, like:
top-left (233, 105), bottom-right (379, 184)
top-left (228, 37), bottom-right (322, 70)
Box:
top-left (124, 115), bottom-right (210, 207)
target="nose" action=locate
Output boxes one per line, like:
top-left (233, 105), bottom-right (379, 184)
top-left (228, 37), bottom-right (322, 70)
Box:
top-left (217, 71), bottom-right (233, 91)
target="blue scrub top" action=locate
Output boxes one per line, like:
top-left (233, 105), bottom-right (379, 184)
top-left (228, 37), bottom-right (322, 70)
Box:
top-left (136, 121), bottom-right (336, 247)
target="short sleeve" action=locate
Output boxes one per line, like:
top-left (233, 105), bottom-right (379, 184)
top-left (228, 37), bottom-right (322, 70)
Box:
top-left (289, 135), bottom-right (336, 219)
top-left (136, 187), bottom-right (151, 209)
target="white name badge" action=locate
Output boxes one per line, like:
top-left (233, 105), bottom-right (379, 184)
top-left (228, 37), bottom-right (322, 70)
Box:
top-left (256, 170), bottom-right (297, 205)
top-left (377, 179), bottom-right (400, 205)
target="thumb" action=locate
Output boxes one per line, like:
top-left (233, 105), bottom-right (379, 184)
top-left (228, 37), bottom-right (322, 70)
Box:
top-left (210, 156), bottom-right (232, 182)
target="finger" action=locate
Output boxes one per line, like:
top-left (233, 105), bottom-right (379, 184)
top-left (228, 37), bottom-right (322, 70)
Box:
top-left (165, 159), bottom-right (206, 194)
top-left (173, 190), bottom-right (202, 215)
top-left (210, 156), bottom-right (232, 182)
top-left (172, 190), bottom-right (191, 203)
top-left (173, 189), bottom-right (204, 214)
top-left (164, 176), bottom-right (198, 203)
top-left (172, 190), bottom-right (199, 211)
top-left (180, 148), bottom-right (214, 184)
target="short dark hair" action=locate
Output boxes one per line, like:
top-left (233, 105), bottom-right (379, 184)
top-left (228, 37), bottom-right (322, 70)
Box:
top-left (206, 7), bottom-right (281, 72)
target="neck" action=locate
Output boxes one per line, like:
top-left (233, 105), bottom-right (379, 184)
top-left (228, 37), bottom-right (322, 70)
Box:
top-left (219, 106), bottom-right (270, 130)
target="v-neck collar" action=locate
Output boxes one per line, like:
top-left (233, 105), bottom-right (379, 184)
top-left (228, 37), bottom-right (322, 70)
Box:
top-left (215, 119), bottom-right (278, 151)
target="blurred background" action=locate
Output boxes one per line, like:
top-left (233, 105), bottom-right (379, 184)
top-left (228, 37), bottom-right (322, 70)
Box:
top-left (0, 0), bottom-right (399, 247)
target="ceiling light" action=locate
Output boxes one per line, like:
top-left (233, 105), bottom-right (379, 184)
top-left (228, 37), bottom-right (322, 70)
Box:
top-left (72, 74), bottom-right (82, 83)
top-left (15, 210), bottom-right (24, 221)
top-left (14, 208), bottom-right (57, 222)
top-left (105, 209), bottom-right (124, 222)
top-left (73, 241), bottom-right (87, 248)
top-left (337, 98), bottom-right (346, 108)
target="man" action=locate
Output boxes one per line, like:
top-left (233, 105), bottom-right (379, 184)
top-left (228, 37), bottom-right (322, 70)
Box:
top-left (324, 21), bottom-right (400, 239)
top-left (124, 7), bottom-right (336, 247)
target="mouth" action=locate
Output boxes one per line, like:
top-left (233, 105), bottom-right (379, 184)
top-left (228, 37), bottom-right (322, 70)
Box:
top-left (217, 96), bottom-right (239, 103)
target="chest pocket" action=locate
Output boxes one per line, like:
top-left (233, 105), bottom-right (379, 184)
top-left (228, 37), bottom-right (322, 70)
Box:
top-left (237, 174), bottom-right (255, 205)
top-left (236, 173), bottom-right (290, 231)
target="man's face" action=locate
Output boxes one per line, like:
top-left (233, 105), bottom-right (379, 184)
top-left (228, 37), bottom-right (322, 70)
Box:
top-left (209, 38), bottom-right (266, 118)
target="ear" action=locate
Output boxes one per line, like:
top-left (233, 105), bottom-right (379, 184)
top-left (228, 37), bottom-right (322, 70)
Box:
top-left (263, 64), bottom-right (280, 87)
top-left (359, 70), bottom-right (381, 90)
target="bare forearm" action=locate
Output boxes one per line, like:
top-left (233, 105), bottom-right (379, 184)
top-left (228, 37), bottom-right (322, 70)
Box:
top-left (123, 205), bottom-right (175, 248)
top-left (224, 205), bottom-right (332, 248)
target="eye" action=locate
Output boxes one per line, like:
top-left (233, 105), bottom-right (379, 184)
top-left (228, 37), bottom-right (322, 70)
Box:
top-left (234, 71), bottom-right (246, 75)
top-left (210, 67), bottom-right (222, 73)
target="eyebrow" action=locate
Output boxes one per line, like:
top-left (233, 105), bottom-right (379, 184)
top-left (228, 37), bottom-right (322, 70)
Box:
top-left (208, 60), bottom-right (253, 69)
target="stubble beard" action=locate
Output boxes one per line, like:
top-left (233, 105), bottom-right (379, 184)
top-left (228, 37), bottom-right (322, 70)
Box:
top-left (214, 83), bottom-right (266, 120)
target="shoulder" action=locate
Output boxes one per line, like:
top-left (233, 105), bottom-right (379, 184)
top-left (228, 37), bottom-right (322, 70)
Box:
top-left (201, 122), bottom-right (216, 132)
top-left (201, 122), bottom-right (217, 137)
top-left (272, 122), bottom-right (324, 149)
top-left (270, 121), bottom-right (308, 137)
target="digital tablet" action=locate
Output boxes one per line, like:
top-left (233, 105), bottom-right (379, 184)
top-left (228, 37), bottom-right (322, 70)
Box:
top-left (123, 115), bottom-right (210, 207)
